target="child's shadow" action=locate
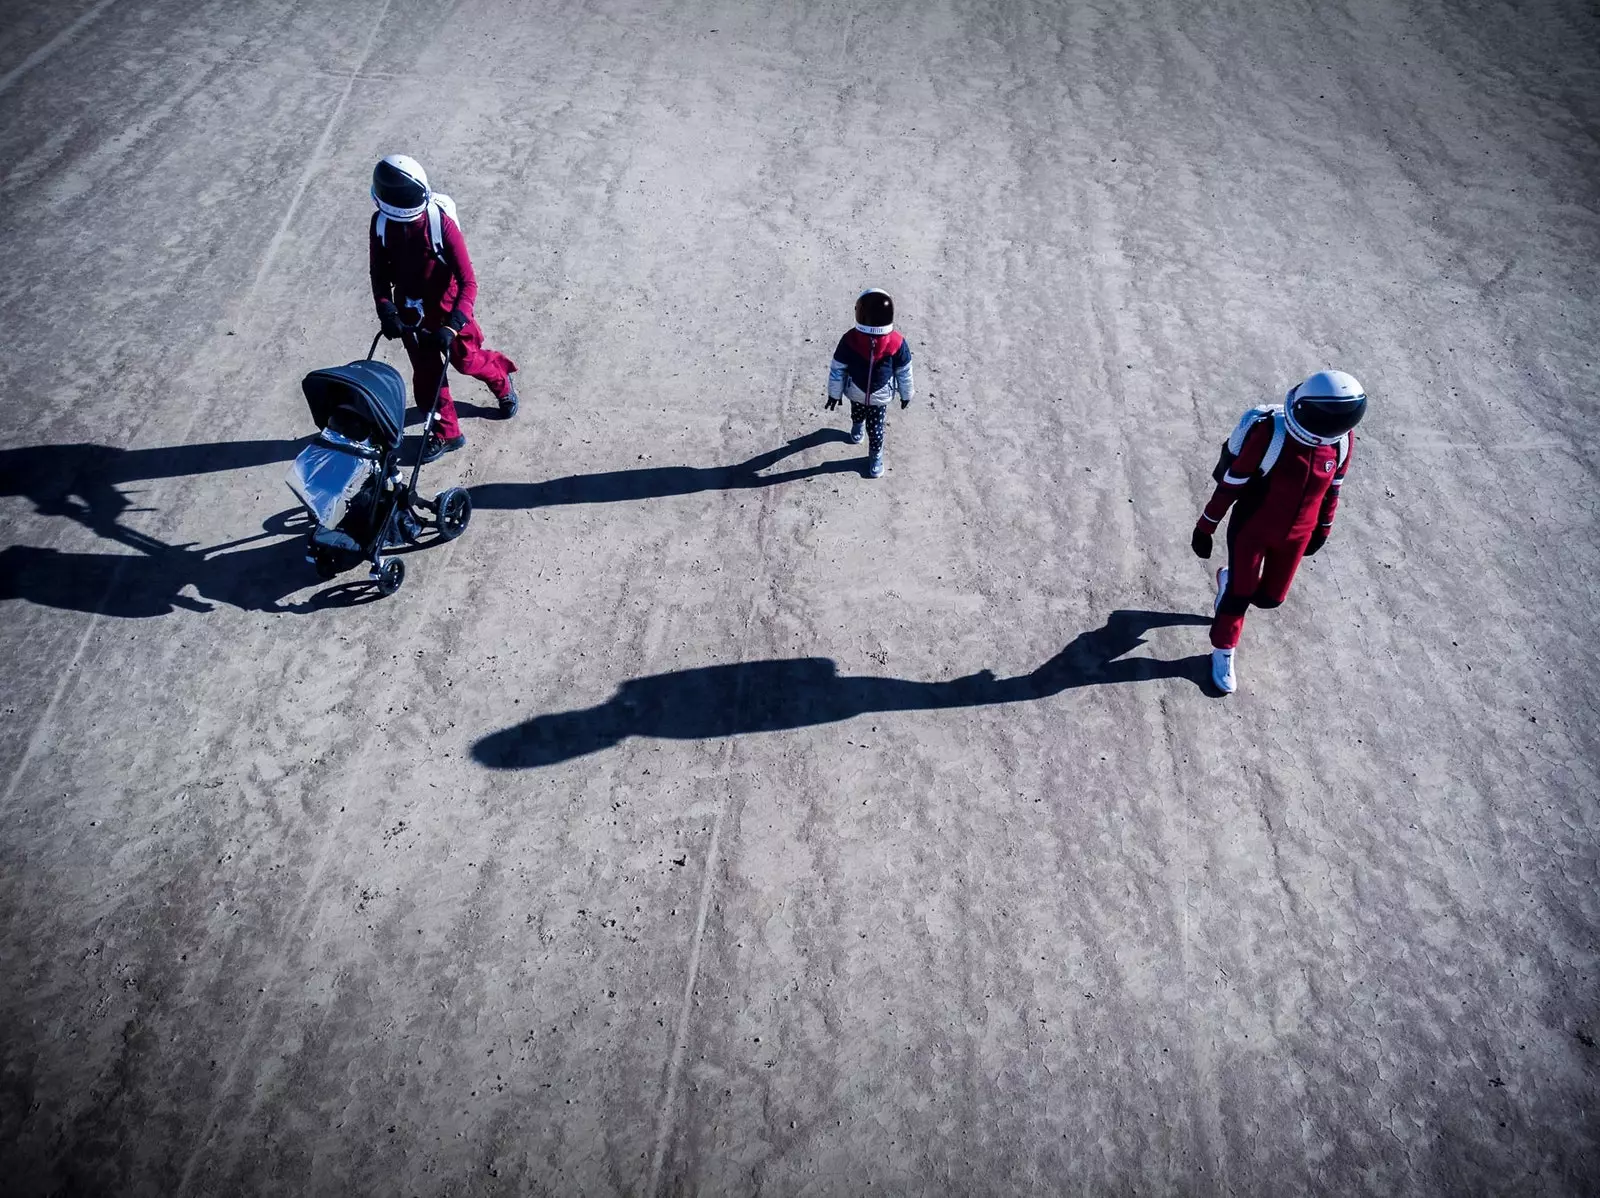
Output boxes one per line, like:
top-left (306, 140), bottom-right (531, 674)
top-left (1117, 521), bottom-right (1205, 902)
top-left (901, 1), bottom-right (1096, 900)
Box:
top-left (469, 427), bottom-right (862, 511)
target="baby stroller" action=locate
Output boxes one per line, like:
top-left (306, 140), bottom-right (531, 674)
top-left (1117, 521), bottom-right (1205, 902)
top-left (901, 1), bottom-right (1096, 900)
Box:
top-left (285, 329), bottom-right (471, 595)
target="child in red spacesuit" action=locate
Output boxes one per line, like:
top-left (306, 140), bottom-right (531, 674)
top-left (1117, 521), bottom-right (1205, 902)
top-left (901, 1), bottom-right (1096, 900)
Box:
top-left (369, 155), bottom-right (519, 463)
top-left (1191, 370), bottom-right (1368, 694)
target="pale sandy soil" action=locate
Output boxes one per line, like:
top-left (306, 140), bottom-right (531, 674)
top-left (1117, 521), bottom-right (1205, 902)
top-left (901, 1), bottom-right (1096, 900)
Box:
top-left (1, 0), bottom-right (1597, 1194)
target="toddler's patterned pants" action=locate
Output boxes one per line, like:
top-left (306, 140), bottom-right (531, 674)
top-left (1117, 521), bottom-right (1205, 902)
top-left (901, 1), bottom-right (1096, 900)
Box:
top-left (850, 402), bottom-right (886, 453)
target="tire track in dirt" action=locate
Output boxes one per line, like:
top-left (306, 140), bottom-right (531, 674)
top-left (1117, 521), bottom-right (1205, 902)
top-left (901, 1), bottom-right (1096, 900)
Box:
top-left (0, 0), bottom-right (118, 97)
top-left (0, 0), bottom-right (397, 825)
top-left (169, 6), bottom-right (676, 1189)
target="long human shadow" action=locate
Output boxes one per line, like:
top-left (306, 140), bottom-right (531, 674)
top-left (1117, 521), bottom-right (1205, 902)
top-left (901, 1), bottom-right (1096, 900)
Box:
top-left (0, 439), bottom-right (305, 550)
top-left (474, 610), bottom-right (1213, 769)
top-left (470, 427), bottom-right (862, 511)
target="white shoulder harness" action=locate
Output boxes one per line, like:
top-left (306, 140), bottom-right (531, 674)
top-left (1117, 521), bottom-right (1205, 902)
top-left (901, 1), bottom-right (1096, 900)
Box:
top-left (375, 193), bottom-right (458, 259)
top-left (1226, 404), bottom-right (1346, 477)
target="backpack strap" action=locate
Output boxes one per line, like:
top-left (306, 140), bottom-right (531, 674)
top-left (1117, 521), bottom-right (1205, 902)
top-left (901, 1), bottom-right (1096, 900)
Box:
top-left (428, 193), bottom-right (457, 261)
top-left (374, 200), bottom-right (450, 262)
top-left (1226, 404), bottom-right (1276, 455)
top-left (1221, 404), bottom-right (1287, 477)
top-left (1258, 409), bottom-right (1289, 475)
top-left (427, 203), bottom-right (443, 259)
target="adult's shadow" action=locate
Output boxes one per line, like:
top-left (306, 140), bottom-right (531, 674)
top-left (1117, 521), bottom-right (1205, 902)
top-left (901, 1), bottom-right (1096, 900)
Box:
top-left (0, 509), bottom-right (389, 618)
top-left (474, 610), bottom-right (1213, 769)
top-left (0, 439), bottom-right (305, 550)
top-left (469, 427), bottom-right (862, 510)
top-left (404, 400), bottom-right (499, 427)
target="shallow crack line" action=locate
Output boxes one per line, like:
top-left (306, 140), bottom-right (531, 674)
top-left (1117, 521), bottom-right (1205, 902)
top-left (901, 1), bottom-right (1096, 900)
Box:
top-left (0, 0), bottom-right (119, 97)
top-left (166, 7), bottom-right (400, 1192)
top-left (2, 0), bottom-right (394, 813)
top-left (173, 528), bottom-right (469, 1195)
top-left (646, 349), bottom-right (798, 1195)
top-left (645, 592), bottom-right (760, 1198)
top-left (0, 599), bottom-right (114, 809)
top-left (645, 737), bottom-right (738, 1196)
top-left (240, 0), bottom-right (394, 309)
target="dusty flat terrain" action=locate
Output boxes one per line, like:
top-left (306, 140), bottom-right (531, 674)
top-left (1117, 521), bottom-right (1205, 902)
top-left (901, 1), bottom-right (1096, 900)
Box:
top-left (1, 0), bottom-right (1597, 1194)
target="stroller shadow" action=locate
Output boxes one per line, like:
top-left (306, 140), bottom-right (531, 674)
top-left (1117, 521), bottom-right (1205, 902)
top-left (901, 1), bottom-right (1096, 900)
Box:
top-left (470, 427), bottom-right (862, 511)
top-left (0, 509), bottom-right (392, 617)
top-left (0, 439), bottom-right (306, 550)
top-left (474, 610), bottom-right (1213, 769)
top-left (0, 438), bottom-right (381, 616)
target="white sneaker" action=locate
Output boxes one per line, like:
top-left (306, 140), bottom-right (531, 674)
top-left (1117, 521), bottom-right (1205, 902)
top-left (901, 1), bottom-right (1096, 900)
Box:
top-left (848, 420), bottom-right (865, 444)
top-left (1211, 648), bottom-right (1236, 694)
top-left (1214, 566), bottom-right (1229, 616)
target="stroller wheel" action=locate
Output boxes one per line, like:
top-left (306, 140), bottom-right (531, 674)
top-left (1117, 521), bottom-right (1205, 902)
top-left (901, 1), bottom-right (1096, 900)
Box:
top-left (436, 487), bottom-right (472, 541)
top-left (375, 557), bottom-right (405, 596)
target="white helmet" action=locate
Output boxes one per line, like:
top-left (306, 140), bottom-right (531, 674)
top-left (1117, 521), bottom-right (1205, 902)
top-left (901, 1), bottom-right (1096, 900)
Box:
top-left (371, 154), bottom-right (430, 220)
top-left (1284, 370), bottom-right (1367, 445)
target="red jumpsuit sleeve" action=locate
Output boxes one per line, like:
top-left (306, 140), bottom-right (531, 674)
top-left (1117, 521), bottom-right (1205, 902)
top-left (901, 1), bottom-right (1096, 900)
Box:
top-left (370, 215), bottom-right (393, 310)
top-left (1199, 419), bottom-right (1273, 526)
top-left (1318, 434), bottom-right (1353, 530)
top-left (441, 215), bottom-right (477, 322)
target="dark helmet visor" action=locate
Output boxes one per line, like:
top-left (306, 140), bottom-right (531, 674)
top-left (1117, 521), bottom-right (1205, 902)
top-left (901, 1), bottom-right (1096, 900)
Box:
top-left (855, 291), bottom-right (893, 327)
top-left (373, 160), bottom-right (427, 210)
top-left (1292, 394), bottom-right (1366, 439)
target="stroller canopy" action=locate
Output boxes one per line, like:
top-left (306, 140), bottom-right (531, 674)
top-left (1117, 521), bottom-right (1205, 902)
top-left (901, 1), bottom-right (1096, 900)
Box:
top-left (301, 360), bottom-right (408, 448)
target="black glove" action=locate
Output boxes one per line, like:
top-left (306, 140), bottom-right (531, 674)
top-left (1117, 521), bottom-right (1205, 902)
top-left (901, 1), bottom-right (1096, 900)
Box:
top-left (1305, 528), bottom-right (1328, 556)
top-left (433, 324), bottom-right (457, 353)
top-left (826, 394), bottom-right (841, 410)
top-left (1191, 523), bottom-right (1213, 559)
top-left (377, 300), bottom-right (403, 341)
top-left (899, 398), bottom-right (910, 410)
top-left (446, 308), bottom-right (469, 333)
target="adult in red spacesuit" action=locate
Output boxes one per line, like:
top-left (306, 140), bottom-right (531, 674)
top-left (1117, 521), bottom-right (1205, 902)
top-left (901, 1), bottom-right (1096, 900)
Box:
top-left (369, 155), bottom-right (519, 464)
top-left (1191, 371), bottom-right (1367, 694)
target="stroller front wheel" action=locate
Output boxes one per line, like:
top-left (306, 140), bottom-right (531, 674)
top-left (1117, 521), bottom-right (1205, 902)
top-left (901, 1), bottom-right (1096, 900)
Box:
top-left (375, 557), bottom-right (405, 596)
top-left (436, 487), bottom-right (471, 541)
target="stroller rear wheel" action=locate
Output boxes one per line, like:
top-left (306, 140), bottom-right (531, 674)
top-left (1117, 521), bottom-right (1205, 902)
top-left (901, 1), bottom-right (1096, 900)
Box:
top-left (375, 557), bottom-right (405, 596)
top-left (436, 487), bottom-right (472, 541)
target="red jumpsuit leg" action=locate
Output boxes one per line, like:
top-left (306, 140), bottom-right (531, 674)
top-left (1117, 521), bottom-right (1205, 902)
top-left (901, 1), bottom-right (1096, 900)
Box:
top-left (1254, 539), bottom-right (1308, 608)
top-left (448, 317), bottom-right (517, 401)
top-left (404, 334), bottom-right (462, 440)
top-left (1211, 519), bottom-right (1267, 650)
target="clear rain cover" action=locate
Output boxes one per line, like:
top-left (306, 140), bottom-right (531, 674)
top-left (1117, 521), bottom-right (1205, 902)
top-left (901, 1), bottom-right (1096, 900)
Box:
top-left (287, 443), bottom-right (377, 529)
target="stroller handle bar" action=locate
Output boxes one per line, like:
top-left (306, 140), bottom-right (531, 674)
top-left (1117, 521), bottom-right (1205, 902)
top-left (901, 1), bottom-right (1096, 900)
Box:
top-left (366, 325), bottom-right (449, 362)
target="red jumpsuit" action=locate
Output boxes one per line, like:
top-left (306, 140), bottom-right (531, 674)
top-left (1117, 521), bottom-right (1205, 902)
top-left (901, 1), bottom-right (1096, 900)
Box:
top-left (369, 211), bottom-right (516, 440)
top-left (1199, 420), bottom-right (1352, 650)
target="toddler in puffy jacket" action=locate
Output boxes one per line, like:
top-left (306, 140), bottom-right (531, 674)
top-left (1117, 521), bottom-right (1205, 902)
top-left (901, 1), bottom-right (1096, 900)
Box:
top-left (827, 289), bottom-right (913, 479)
